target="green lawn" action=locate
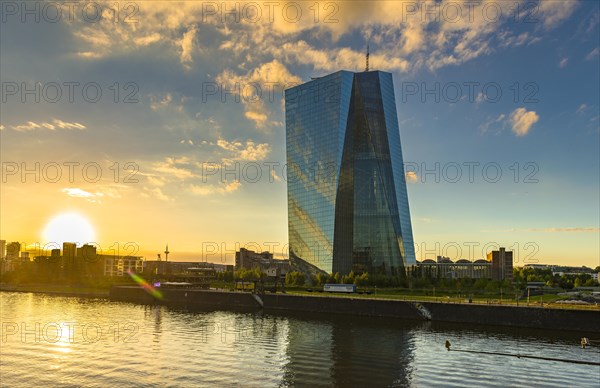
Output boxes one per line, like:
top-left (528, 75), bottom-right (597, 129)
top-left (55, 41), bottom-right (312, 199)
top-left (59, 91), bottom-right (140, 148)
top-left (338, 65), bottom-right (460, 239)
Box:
top-left (282, 288), bottom-right (598, 310)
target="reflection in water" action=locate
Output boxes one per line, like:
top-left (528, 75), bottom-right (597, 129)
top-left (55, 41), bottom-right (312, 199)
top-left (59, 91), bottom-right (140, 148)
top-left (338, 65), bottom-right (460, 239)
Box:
top-left (1, 292), bottom-right (598, 387)
top-left (329, 319), bottom-right (415, 387)
top-left (282, 319), bottom-right (334, 386)
top-left (281, 316), bottom-right (417, 387)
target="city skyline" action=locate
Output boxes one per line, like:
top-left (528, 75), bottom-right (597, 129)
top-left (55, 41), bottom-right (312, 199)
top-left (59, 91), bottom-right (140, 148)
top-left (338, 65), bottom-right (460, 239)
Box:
top-left (2, 236), bottom-right (598, 270)
top-left (2, 3), bottom-right (599, 388)
top-left (1, 1), bottom-right (599, 268)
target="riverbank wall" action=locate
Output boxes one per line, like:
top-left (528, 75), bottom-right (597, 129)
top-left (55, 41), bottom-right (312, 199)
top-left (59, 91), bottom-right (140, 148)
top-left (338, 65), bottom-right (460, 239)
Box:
top-left (0, 284), bottom-right (108, 298)
top-left (109, 286), bottom-right (600, 334)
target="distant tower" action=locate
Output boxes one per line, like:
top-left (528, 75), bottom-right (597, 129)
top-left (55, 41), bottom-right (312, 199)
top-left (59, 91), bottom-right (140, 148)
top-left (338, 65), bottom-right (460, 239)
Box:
top-left (164, 244), bottom-right (170, 261)
top-left (365, 44), bottom-right (370, 72)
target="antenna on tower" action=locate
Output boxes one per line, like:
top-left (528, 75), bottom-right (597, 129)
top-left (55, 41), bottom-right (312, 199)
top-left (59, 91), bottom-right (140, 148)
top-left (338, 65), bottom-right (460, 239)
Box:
top-left (365, 44), bottom-right (370, 72)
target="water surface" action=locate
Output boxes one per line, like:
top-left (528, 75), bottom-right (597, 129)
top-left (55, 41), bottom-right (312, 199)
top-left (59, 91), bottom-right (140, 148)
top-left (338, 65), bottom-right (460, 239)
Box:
top-left (1, 292), bottom-right (598, 387)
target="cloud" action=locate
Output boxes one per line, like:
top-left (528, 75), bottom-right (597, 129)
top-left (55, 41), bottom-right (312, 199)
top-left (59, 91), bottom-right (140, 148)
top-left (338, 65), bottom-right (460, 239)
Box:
top-left (481, 109), bottom-right (539, 137)
top-left (77, 51), bottom-right (104, 59)
top-left (152, 157), bottom-right (196, 180)
top-left (498, 32), bottom-right (538, 48)
top-left (405, 171), bottom-right (418, 183)
top-left (559, 58), bottom-right (568, 68)
top-left (62, 188), bottom-right (102, 201)
top-left (586, 47), bottom-right (599, 60)
top-left (538, 0), bottom-right (579, 29)
top-left (244, 111), bottom-right (268, 127)
top-left (270, 169), bottom-right (281, 182)
top-left (144, 187), bottom-right (173, 202)
top-left (12, 121), bottom-right (40, 131)
top-left (74, 28), bottom-right (112, 47)
top-left (178, 25), bottom-right (198, 69)
top-left (149, 93), bottom-right (185, 112)
top-left (62, 1), bottom-right (555, 83)
top-left (216, 139), bottom-right (271, 161)
top-left (216, 59), bottom-right (301, 128)
top-left (479, 114), bottom-right (506, 134)
top-left (189, 181), bottom-right (242, 196)
top-left (145, 175), bottom-right (167, 187)
top-left (61, 187), bottom-right (122, 203)
top-left (277, 40), bottom-right (409, 73)
top-left (480, 228), bottom-right (517, 233)
top-left (481, 227), bottom-right (600, 233)
top-left (224, 181), bottom-right (241, 192)
top-left (53, 120), bottom-right (86, 130)
top-left (135, 33), bottom-right (162, 46)
top-left (9, 119), bottom-right (86, 132)
top-left (141, 142), bottom-right (268, 201)
top-left (576, 104), bottom-right (588, 115)
top-left (528, 227), bottom-right (600, 233)
top-left (509, 108), bottom-right (539, 136)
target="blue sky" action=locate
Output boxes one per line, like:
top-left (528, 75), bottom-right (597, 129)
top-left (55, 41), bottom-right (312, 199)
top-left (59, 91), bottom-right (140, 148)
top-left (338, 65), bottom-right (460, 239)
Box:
top-left (1, 1), bottom-right (598, 267)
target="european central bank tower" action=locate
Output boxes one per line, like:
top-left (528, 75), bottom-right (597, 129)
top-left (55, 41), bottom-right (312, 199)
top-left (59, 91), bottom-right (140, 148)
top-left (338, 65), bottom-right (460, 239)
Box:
top-left (285, 70), bottom-right (416, 276)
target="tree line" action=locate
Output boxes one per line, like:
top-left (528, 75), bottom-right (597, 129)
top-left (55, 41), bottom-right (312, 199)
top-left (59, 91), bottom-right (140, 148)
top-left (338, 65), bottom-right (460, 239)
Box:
top-left (218, 266), bottom-right (599, 290)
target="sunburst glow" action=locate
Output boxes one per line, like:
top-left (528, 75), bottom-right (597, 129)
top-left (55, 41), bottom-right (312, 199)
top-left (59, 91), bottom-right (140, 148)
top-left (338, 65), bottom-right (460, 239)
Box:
top-left (42, 213), bottom-right (96, 246)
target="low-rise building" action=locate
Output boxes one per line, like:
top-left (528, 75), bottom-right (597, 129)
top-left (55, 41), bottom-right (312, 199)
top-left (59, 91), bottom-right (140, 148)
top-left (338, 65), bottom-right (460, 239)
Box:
top-left (101, 254), bottom-right (144, 277)
top-left (414, 249), bottom-right (514, 281)
top-left (417, 259), bottom-right (491, 279)
top-left (235, 248), bottom-right (272, 269)
top-left (144, 260), bottom-right (234, 276)
top-left (235, 248), bottom-right (290, 274)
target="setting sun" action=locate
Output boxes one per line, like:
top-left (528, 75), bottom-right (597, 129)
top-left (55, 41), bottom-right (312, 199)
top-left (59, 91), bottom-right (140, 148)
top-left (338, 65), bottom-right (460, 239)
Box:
top-left (42, 213), bottom-right (96, 246)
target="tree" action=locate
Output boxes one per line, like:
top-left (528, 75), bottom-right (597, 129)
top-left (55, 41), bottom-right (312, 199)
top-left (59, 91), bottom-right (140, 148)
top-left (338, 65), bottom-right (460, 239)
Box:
top-left (333, 272), bottom-right (342, 284)
top-left (316, 273), bottom-right (328, 286)
top-left (501, 279), bottom-right (513, 289)
top-left (354, 272), bottom-right (369, 286)
top-left (235, 267), bottom-right (264, 282)
top-left (438, 278), bottom-right (449, 289)
top-left (558, 275), bottom-right (573, 290)
top-left (485, 281), bottom-right (499, 292)
top-left (473, 278), bottom-right (488, 290)
top-left (285, 271), bottom-right (305, 286)
top-left (342, 271), bottom-right (356, 284)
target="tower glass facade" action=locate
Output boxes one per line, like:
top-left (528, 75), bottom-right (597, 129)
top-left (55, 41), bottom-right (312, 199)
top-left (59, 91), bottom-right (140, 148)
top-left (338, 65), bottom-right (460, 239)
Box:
top-left (286, 70), bottom-right (415, 275)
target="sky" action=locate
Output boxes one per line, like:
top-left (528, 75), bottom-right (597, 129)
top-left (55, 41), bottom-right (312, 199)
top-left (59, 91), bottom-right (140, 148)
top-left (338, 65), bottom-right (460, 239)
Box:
top-left (0, 0), bottom-right (598, 267)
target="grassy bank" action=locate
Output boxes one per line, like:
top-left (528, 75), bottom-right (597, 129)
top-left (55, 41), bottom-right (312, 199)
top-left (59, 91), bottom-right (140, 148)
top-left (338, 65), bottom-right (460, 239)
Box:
top-left (283, 289), bottom-right (599, 310)
top-left (2, 282), bottom-right (598, 311)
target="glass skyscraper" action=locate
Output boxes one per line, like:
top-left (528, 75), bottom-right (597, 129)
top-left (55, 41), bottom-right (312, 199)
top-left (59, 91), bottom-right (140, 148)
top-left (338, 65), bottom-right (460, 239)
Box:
top-left (285, 70), bottom-right (416, 276)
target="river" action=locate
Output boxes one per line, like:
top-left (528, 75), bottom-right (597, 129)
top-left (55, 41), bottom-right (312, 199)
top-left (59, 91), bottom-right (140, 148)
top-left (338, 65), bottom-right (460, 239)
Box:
top-left (1, 292), bottom-right (598, 387)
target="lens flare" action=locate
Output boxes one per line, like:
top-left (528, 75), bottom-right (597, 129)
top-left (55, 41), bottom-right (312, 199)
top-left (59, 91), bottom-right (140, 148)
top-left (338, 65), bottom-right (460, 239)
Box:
top-left (127, 270), bottom-right (163, 300)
